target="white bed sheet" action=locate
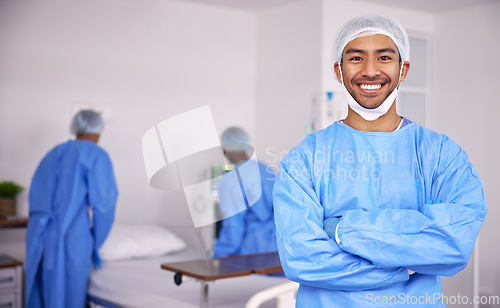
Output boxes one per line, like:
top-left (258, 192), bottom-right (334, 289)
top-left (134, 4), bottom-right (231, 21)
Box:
top-left (88, 247), bottom-right (290, 308)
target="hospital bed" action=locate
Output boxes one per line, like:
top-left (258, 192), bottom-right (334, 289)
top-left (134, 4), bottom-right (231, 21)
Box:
top-left (86, 224), bottom-right (297, 308)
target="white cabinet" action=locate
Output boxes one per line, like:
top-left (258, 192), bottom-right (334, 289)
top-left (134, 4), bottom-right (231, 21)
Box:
top-left (0, 256), bottom-right (23, 308)
top-left (398, 34), bottom-right (431, 126)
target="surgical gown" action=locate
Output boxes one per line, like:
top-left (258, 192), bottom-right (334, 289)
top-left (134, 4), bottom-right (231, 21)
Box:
top-left (213, 161), bottom-right (277, 258)
top-left (25, 140), bottom-right (118, 308)
top-left (273, 121), bottom-right (486, 307)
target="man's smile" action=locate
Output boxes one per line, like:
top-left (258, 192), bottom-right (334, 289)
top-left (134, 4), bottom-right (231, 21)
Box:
top-left (356, 81), bottom-right (386, 96)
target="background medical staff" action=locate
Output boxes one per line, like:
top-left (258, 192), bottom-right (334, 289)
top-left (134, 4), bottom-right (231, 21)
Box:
top-left (25, 110), bottom-right (118, 308)
top-left (273, 15), bottom-right (486, 307)
top-left (213, 127), bottom-right (277, 258)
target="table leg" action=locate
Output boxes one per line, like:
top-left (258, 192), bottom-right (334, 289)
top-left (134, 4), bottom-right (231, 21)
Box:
top-left (200, 281), bottom-right (209, 308)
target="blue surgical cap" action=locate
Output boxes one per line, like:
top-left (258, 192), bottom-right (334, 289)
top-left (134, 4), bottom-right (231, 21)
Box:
top-left (70, 109), bottom-right (104, 135)
top-left (333, 15), bottom-right (410, 64)
top-left (221, 126), bottom-right (251, 153)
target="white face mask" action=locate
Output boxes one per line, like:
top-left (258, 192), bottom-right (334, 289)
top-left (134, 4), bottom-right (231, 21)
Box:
top-left (338, 62), bottom-right (404, 121)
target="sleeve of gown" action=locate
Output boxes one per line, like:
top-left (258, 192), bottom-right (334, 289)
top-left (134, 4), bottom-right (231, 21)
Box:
top-left (336, 136), bottom-right (487, 276)
top-left (88, 151), bottom-right (118, 267)
top-left (274, 147), bottom-right (409, 292)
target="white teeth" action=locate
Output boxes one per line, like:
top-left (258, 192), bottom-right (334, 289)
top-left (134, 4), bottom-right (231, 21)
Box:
top-left (360, 84), bottom-right (382, 90)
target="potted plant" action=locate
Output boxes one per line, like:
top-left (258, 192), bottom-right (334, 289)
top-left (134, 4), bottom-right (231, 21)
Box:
top-left (0, 181), bottom-right (24, 220)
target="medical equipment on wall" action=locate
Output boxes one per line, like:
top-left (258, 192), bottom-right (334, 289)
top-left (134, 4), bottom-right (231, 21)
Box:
top-left (209, 165), bottom-right (234, 199)
top-left (210, 164), bottom-right (234, 238)
top-left (209, 164), bottom-right (235, 220)
top-left (308, 91), bottom-right (347, 134)
top-left (185, 164), bottom-right (234, 258)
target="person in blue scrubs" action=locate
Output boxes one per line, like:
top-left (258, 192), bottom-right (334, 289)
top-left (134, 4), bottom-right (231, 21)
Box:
top-left (213, 127), bottom-right (278, 258)
top-left (25, 110), bottom-right (118, 308)
top-left (273, 16), bottom-right (487, 307)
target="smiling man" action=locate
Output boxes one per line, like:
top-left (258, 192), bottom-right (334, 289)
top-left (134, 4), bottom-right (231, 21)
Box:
top-left (337, 34), bottom-right (407, 112)
top-left (273, 15), bottom-right (487, 307)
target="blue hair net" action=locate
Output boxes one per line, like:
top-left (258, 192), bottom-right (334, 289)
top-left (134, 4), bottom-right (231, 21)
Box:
top-left (333, 15), bottom-right (410, 64)
top-left (221, 126), bottom-right (251, 152)
top-left (70, 110), bottom-right (104, 135)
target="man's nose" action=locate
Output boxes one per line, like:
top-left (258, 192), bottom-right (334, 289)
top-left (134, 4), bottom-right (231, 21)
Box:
top-left (361, 60), bottom-right (380, 77)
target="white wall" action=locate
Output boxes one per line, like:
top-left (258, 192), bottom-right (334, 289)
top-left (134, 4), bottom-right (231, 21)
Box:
top-left (255, 0), bottom-right (322, 170)
top-left (0, 0), bottom-right (256, 256)
top-left (432, 2), bottom-right (500, 301)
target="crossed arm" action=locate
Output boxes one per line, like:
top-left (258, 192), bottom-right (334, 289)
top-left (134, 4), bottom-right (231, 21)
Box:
top-left (274, 157), bottom-right (409, 291)
top-left (334, 147), bottom-right (486, 276)
top-left (273, 142), bottom-right (486, 291)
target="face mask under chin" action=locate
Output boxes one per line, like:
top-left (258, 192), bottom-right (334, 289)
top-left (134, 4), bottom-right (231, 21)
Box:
top-left (338, 62), bottom-right (403, 122)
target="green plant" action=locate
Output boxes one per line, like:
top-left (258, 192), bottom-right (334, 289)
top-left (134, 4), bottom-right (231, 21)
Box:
top-left (0, 181), bottom-right (24, 198)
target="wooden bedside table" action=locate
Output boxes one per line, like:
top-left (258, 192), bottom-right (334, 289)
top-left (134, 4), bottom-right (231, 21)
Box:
top-left (0, 255), bottom-right (23, 308)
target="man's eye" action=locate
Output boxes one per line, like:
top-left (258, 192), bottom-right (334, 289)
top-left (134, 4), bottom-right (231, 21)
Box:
top-left (350, 56), bottom-right (362, 61)
top-left (380, 56), bottom-right (392, 61)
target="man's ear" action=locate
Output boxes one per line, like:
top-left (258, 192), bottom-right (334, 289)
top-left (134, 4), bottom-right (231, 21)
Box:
top-left (333, 62), bottom-right (343, 84)
top-left (400, 61), bottom-right (410, 82)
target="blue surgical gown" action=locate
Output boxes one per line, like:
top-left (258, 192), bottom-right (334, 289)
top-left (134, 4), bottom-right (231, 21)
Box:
top-left (25, 140), bottom-right (118, 308)
top-left (213, 161), bottom-right (277, 258)
top-left (273, 121), bottom-right (486, 307)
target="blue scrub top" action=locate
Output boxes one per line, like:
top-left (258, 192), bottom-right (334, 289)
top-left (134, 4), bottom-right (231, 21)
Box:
top-left (25, 139), bottom-right (118, 308)
top-left (273, 121), bottom-right (486, 307)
